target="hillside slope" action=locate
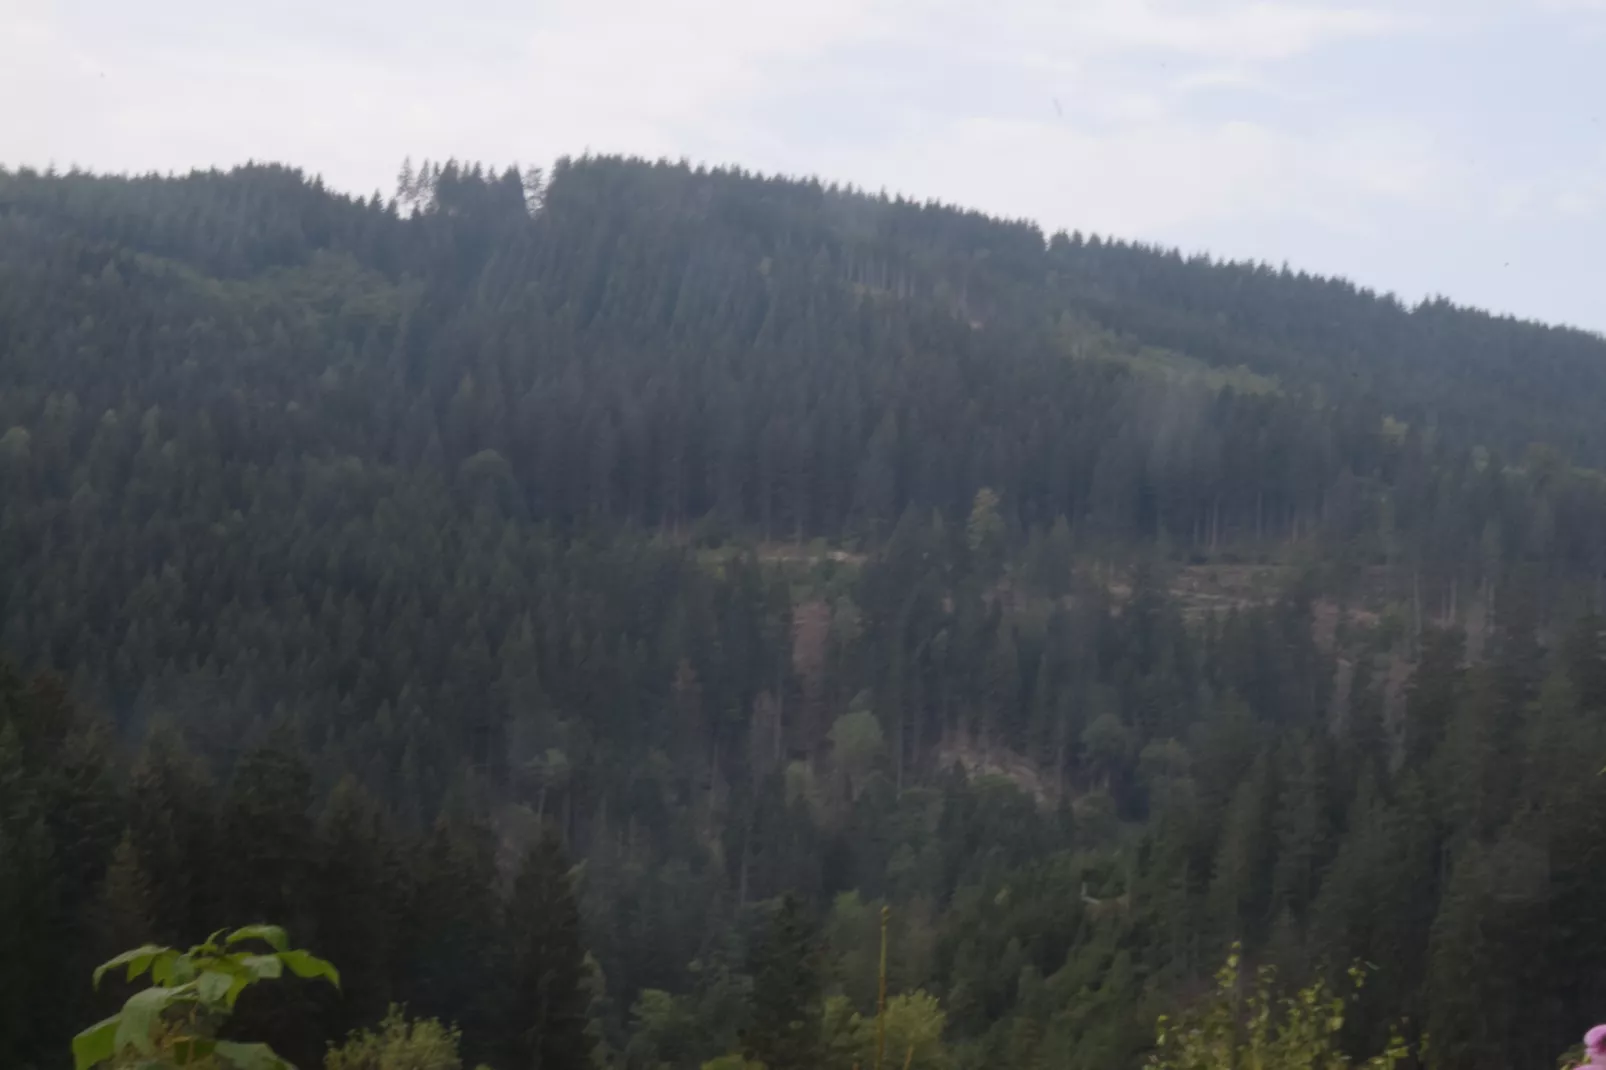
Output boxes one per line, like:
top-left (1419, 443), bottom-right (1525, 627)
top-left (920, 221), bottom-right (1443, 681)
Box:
top-left (1, 157), bottom-right (1605, 1070)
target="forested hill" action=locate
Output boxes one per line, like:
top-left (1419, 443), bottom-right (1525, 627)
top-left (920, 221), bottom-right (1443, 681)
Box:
top-left (3, 156), bottom-right (1606, 1070)
top-left (6, 157), bottom-right (1606, 572)
top-left (544, 155), bottom-right (1606, 466)
top-left (9, 157), bottom-right (1606, 456)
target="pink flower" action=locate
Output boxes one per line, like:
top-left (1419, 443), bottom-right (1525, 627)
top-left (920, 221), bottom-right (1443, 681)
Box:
top-left (1585, 1025), bottom-right (1606, 1069)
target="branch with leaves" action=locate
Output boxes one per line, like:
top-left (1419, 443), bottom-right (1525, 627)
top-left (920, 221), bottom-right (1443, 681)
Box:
top-left (73, 924), bottom-right (339, 1070)
top-left (1148, 946), bottom-right (1412, 1070)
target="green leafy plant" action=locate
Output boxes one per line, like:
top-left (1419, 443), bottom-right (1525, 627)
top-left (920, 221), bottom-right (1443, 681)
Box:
top-left (72, 924), bottom-right (339, 1070)
top-left (822, 991), bottom-right (949, 1070)
top-left (1147, 946), bottom-right (1410, 1070)
top-left (324, 1006), bottom-right (467, 1070)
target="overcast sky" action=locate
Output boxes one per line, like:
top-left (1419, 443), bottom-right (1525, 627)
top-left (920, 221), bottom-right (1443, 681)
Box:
top-left (4, 0), bottom-right (1603, 330)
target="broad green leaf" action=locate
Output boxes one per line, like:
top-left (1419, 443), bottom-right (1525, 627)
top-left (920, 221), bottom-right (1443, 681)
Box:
top-left (224, 971), bottom-right (254, 1008)
top-left (71, 1015), bottom-right (118, 1070)
top-left (198, 969), bottom-right (235, 1004)
top-left (150, 950), bottom-right (186, 985)
top-left (215, 1039), bottom-right (296, 1070)
top-left (240, 954), bottom-right (283, 981)
top-left (93, 945), bottom-right (168, 989)
top-left (227, 925), bottom-right (289, 952)
top-left (208, 953), bottom-right (259, 1006)
top-left (114, 986), bottom-right (177, 1055)
top-left (278, 949), bottom-right (341, 989)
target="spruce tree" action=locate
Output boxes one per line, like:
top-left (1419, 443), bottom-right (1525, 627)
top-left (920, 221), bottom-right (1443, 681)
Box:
top-left (743, 894), bottom-right (824, 1070)
top-left (91, 832), bottom-right (157, 964)
top-left (504, 831), bottom-right (595, 1070)
top-left (404, 816), bottom-right (506, 1061)
top-left (0, 723), bottom-right (62, 1067)
top-left (313, 776), bottom-right (398, 1041)
top-left (127, 730), bottom-right (219, 944)
top-left (221, 734), bottom-right (315, 929)
top-left (219, 735), bottom-right (323, 1067)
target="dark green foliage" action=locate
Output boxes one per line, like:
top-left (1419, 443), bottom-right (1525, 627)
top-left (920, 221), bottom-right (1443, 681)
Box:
top-left (504, 833), bottom-right (595, 1070)
top-left (2, 156), bottom-right (1606, 1070)
top-left (311, 777), bottom-right (401, 1041)
top-left (128, 732), bottom-right (220, 945)
top-left (1047, 233), bottom-right (1606, 467)
top-left (222, 736), bottom-right (316, 931)
top-left (325, 1006), bottom-right (468, 1070)
top-left (402, 817), bottom-right (507, 1065)
top-left (0, 721), bottom-right (63, 1064)
top-left (91, 833), bottom-right (157, 968)
top-left (743, 896), bottom-right (824, 1070)
top-left (72, 924), bottom-right (339, 1070)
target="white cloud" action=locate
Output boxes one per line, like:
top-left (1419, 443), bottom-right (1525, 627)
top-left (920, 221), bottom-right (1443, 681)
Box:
top-left (1, 0), bottom-right (1603, 328)
top-left (1537, 0), bottom-right (1606, 11)
top-left (808, 109), bottom-right (1448, 244)
top-left (1048, 1), bottom-right (1409, 62)
top-left (0, 0), bottom-right (1413, 189)
top-left (859, 0), bottom-right (1407, 69)
top-left (523, 0), bottom-right (881, 132)
top-left (1554, 191), bottom-right (1598, 218)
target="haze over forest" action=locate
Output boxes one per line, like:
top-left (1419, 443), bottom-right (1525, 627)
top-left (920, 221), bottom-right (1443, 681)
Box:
top-left (7, 2), bottom-right (1606, 331)
top-left (3, 155), bottom-right (1606, 1070)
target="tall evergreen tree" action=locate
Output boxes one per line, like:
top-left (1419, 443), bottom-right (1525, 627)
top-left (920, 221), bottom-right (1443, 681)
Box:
top-left (0, 723), bottom-right (62, 1067)
top-left (127, 730), bottom-right (219, 944)
top-left (743, 895), bottom-right (824, 1070)
top-left (221, 734), bottom-right (316, 929)
top-left (312, 776), bottom-right (399, 1041)
top-left (504, 831), bottom-right (596, 1070)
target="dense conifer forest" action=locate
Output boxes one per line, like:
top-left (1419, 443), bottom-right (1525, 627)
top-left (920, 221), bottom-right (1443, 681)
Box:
top-left (3, 156), bottom-right (1606, 1069)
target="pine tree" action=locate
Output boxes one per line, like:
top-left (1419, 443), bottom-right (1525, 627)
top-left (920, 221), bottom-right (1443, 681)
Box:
top-left (313, 776), bottom-right (398, 1040)
top-left (219, 735), bottom-right (323, 1067)
top-left (220, 734), bottom-right (315, 929)
top-left (1344, 651), bottom-right (1389, 775)
top-left (0, 723), bottom-right (63, 1066)
top-left (503, 831), bottom-right (596, 1070)
top-left (1205, 750), bottom-right (1272, 949)
top-left (743, 894), bottom-right (824, 1070)
top-left (1426, 844), bottom-right (1514, 1070)
top-left (1270, 734), bottom-right (1328, 922)
top-left (127, 729), bottom-right (219, 944)
top-left (1403, 626), bottom-right (1463, 765)
top-left (91, 832), bottom-right (157, 964)
top-left (402, 817), bottom-right (506, 1064)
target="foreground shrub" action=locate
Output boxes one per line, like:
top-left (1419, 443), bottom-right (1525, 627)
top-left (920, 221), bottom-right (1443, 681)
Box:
top-left (1147, 947), bottom-right (1409, 1070)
